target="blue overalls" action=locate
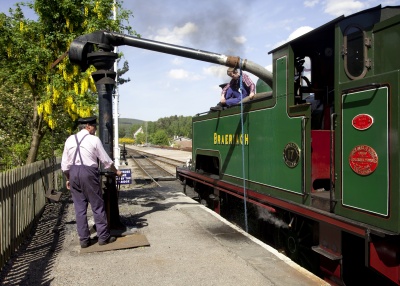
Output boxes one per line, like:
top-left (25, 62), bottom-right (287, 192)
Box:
top-left (225, 79), bottom-right (249, 106)
top-left (69, 134), bottom-right (110, 244)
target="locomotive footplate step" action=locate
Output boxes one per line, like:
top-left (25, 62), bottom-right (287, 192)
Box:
top-left (80, 233), bottom-right (150, 253)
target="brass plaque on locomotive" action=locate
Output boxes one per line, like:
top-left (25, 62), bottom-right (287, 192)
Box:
top-left (283, 142), bottom-right (300, 168)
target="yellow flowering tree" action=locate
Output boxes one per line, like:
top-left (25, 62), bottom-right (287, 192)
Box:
top-left (0, 0), bottom-right (137, 164)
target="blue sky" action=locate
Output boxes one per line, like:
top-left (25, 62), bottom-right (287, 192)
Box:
top-left (1, 0), bottom-right (399, 121)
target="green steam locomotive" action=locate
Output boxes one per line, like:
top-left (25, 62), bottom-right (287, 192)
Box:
top-left (176, 5), bottom-right (400, 285)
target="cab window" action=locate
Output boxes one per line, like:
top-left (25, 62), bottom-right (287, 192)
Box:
top-left (343, 25), bottom-right (368, 79)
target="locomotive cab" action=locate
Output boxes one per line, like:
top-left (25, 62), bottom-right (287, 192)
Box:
top-left (286, 14), bottom-right (336, 211)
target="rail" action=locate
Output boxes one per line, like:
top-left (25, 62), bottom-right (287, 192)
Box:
top-left (0, 158), bottom-right (64, 272)
top-left (130, 150), bottom-right (176, 186)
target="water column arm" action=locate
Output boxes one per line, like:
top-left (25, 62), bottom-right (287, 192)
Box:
top-left (69, 30), bottom-right (273, 88)
top-left (104, 31), bottom-right (273, 88)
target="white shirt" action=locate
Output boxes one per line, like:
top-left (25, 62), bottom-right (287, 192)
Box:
top-left (61, 129), bottom-right (114, 172)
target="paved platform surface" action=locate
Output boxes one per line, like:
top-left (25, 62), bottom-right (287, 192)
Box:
top-left (53, 184), bottom-right (327, 286)
top-left (1, 146), bottom-right (329, 286)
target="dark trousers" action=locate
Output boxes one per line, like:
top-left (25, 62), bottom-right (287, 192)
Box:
top-left (225, 87), bottom-right (248, 106)
top-left (69, 165), bottom-right (110, 243)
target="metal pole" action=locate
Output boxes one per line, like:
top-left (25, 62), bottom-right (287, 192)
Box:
top-left (96, 83), bottom-right (114, 158)
top-left (145, 121), bottom-right (148, 145)
top-left (113, 0), bottom-right (120, 168)
top-left (93, 72), bottom-right (124, 229)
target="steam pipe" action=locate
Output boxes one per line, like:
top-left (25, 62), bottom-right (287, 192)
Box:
top-left (69, 31), bottom-right (273, 88)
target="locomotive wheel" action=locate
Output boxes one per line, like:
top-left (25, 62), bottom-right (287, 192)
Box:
top-left (275, 211), bottom-right (319, 274)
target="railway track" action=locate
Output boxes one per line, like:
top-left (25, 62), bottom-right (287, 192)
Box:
top-left (126, 149), bottom-right (182, 185)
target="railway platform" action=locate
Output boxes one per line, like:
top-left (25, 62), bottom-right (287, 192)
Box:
top-left (1, 146), bottom-right (328, 286)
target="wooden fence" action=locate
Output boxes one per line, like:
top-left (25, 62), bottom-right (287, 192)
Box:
top-left (0, 158), bottom-right (63, 271)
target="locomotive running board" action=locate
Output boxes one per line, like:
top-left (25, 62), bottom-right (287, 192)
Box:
top-left (312, 222), bottom-right (342, 261)
top-left (311, 223), bottom-right (343, 284)
top-left (311, 246), bottom-right (342, 260)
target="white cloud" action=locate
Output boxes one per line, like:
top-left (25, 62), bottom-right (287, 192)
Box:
top-left (265, 64), bottom-right (273, 72)
top-left (171, 57), bottom-right (183, 65)
top-left (152, 22), bottom-right (198, 45)
top-left (168, 69), bottom-right (203, 81)
top-left (274, 26), bottom-right (314, 48)
top-left (168, 69), bottom-right (189, 79)
top-left (288, 26), bottom-right (314, 41)
top-left (304, 0), bottom-right (319, 7)
top-left (203, 65), bottom-right (229, 79)
top-left (233, 36), bottom-right (247, 44)
top-left (324, 0), bottom-right (366, 16)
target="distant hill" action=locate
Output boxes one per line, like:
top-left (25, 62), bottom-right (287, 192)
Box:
top-left (119, 118), bottom-right (145, 127)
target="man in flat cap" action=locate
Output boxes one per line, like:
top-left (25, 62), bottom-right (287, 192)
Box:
top-left (61, 116), bottom-right (122, 248)
top-left (210, 67), bottom-right (255, 111)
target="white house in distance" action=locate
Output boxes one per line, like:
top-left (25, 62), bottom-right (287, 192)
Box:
top-left (133, 126), bottom-right (143, 139)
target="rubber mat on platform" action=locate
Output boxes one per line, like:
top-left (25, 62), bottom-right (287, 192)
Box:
top-left (80, 234), bottom-right (150, 253)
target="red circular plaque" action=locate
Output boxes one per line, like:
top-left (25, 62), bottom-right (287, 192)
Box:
top-left (349, 145), bottom-right (378, 175)
top-left (352, 114), bottom-right (374, 130)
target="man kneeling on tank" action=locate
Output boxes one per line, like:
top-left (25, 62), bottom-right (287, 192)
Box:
top-left (210, 67), bottom-right (255, 111)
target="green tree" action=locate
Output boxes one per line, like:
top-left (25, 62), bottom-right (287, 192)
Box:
top-left (150, 130), bottom-right (169, 146)
top-left (180, 116), bottom-right (192, 138)
top-left (147, 121), bottom-right (157, 136)
top-left (0, 81), bottom-right (32, 168)
top-left (0, 0), bottom-right (136, 165)
top-left (153, 115), bottom-right (192, 139)
top-left (119, 126), bottom-right (127, 138)
top-left (135, 132), bottom-right (146, 145)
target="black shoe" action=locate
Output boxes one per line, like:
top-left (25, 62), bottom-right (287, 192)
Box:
top-left (210, 105), bottom-right (223, 111)
top-left (98, 236), bottom-right (117, 246)
top-left (80, 240), bottom-right (92, 248)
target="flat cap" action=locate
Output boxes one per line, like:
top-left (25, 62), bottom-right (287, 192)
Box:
top-left (219, 83), bottom-right (228, 89)
top-left (78, 116), bottom-right (97, 125)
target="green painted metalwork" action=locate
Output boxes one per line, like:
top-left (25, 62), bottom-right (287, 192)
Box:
top-left (193, 56), bottom-right (304, 196)
top-left (341, 87), bottom-right (388, 215)
top-left (256, 78), bottom-right (272, 93)
top-left (188, 5), bottom-right (400, 236)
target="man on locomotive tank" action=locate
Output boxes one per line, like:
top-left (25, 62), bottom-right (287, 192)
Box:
top-left (210, 67), bottom-right (255, 111)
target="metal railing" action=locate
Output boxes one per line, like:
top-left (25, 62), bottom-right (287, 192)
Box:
top-left (0, 158), bottom-right (63, 271)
